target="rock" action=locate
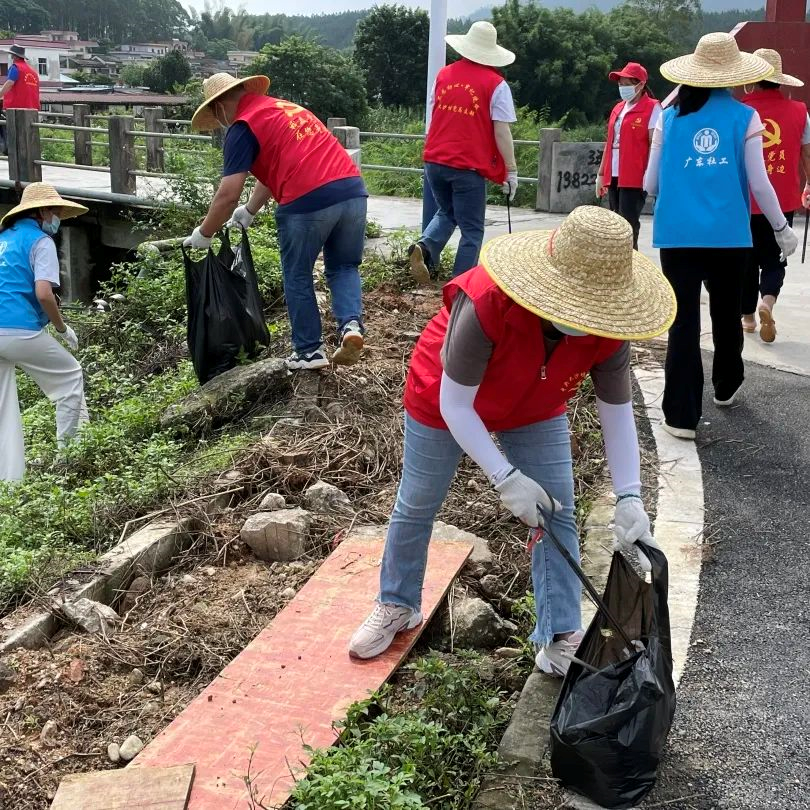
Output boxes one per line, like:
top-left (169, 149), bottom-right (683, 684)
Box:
top-left (181, 574), bottom-right (197, 584)
top-left (240, 508), bottom-right (312, 562)
top-left (107, 743), bottom-right (121, 764)
top-left (13, 696), bottom-right (25, 712)
top-left (494, 647), bottom-right (523, 660)
top-left (160, 358), bottom-right (291, 433)
top-left (478, 574), bottom-right (501, 598)
top-left (431, 522), bottom-right (494, 578)
top-left (303, 481), bottom-right (351, 513)
top-left (119, 735), bottom-right (144, 762)
top-left (40, 720), bottom-right (58, 746)
top-left (0, 662), bottom-right (17, 694)
top-left (303, 406), bottom-right (330, 424)
top-left (448, 595), bottom-right (517, 650)
top-left (259, 492), bottom-right (286, 511)
top-left (128, 668), bottom-right (145, 686)
top-left (67, 658), bottom-right (85, 683)
top-left (59, 598), bottom-right (119, 636)
top-left (121, 575), bottom-right (150, 614)
top-left (324, 402), bottom-right (343, 420)
top-left (203, 566), bottom-right (217, 577)
top-left (280, 587), bottom-right (296, 600)
top-left (146, 680), bottom-right (163, 695)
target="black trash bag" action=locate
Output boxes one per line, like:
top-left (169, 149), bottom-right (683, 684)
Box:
top-left (183, 228), bottom-right (271, 384)
top-left (549, 542), bottom-right (676, 809)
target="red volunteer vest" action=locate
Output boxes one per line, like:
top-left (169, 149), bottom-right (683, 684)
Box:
top-left (404, 267), bottom-right (623, 432)
top-left (423, 59), bottom-right (507, 184)
top-left (234, 93), bottom-right (360, 206)
top-left (5, 59), bottom-right (39, 110)
top-left (601, 94), bottom-right (658, 188)
top-left (742, 88), bottom-right (807, 214)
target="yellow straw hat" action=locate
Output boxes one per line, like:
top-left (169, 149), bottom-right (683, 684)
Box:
top-left (660, 32), bottom-right (774, 88)
top-left (480, 206), bottom-right (676, 340)
top-left (191, 72), bottom-right (271, 132)
top-left (445, 21), bottom-right (515, 68)
top-left (1, 183), bottom-right (88, 228)
top-left (753, 48), bottom-right (804, 88)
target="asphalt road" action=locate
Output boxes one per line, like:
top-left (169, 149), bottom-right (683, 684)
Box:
top-left (647, 355), bottom-right (810, 809)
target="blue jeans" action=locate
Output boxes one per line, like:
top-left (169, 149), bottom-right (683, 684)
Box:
top-left (421, 162), bottom-right (487, 277)
top-left (275, 196), bottom-right (367, 354)
top-left (379, 413), bottom-right (582, 647)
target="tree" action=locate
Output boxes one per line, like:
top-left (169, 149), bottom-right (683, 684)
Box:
top-left (144, 50), bottom-right (191, 94)
top-left (120, 64), bottom-right (147, 87)
top-left (624, 0), bottom-right (702, 47)
top-left (0, 0), bottom-right (50, 33)
top-left (354, 5), bottom-right (430, 107)
top-left (245, 36), bottom-right (368, 125)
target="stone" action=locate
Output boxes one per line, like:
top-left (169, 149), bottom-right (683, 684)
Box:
top-left (160, 358), bottom-right (291, 433)
top-left (259, 492), bottom-right (286, 511)
top-left (40, 720), bottom-right (58, 746)
top-left (129, 668), bottom-right (145, 686)
top-left (67, 658), bottom-right (85, 683)
top-left (494, 647), bottom-right (523, 660)
top-left (240, 509), bottom-right (312, 562)
top-left (181, 574), bottom-right (197, 584)
top-left (59, 598), bottom-right (119, 636)
top-left (479, 574), bottom-right (502, 598)
top-left (146, 680), bottom-right (163, 695)
top-left (303, 481), bottom-right (351, 513)
top-left (448, 595), bottom-right (517, 650)
top-left (430, 522), bottom-right (494, 577)
top-left (0, 662), bottom-right (17, 694)
top-left (107, 742), bottom-right (121, 764)
top-left (120, 575), bottom-right (150, 614)
top-left (280, 587), bottom-right (296, 600)
top-left (13, 696), bottom-right (25, 712)
top-left (118, 734), bottom-right (144, 761)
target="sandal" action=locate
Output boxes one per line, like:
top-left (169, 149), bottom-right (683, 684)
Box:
top-left (757, 305), bottom-right (776, 343)
top-left (741, 317), bottom-right (756, 334)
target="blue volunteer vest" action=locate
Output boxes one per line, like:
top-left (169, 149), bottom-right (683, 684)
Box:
top-left (653, 89), bottom-right (754, 249)
top-left (0, 218), bottom-right (52, 331)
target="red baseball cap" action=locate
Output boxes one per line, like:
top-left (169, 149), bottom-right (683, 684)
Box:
top-left (609, 62), bottom-right (648, 83)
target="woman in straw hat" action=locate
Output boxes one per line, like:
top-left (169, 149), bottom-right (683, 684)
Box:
top-left (596, 61), bottom-right (661, 248)
top-left (408, 21), bottom-right (518, 284)
top-left (644, 33), bottom-right (799, 440)
top-left (740, 49), bottom-right (810, 343)
top-left (0, 183), bottom-right (88, 481)
top-left (349, 206), bottom-right (675, 673)
top-left (185, 72), bottom-right (368, 371)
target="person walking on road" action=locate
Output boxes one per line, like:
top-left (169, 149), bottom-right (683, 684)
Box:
top-left (349, 206), bottom-right (675, 675)
top-left (185, 73), bottom-right (369, 371)
top-left (0, 45), bottom-right (40, 110)
top-left (408, 21), bottom-right (518, 284)
top-left (0, 184), bottom-right (88, 481)
top-left (644, 33), bottom-right (800, 441)
top-left (741, 49), bottom-right (810, 343)
top-left (597, 62), bottom-right (661, 248)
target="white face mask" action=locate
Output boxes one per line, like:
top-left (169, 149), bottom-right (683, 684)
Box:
top-left (550, 321), bottom-right (589, 337)
top-left (619, 84), bottom-right (638, 102)
top-left (213, 102), bottom-right (231, 129)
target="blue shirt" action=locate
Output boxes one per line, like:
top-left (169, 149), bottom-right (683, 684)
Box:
top-left (0, 219), bottom-right (52, 331)
top-left (7, 64), bottom-right (19, 82)
top-left (653, 89), bottom-right (754, 249)
top-left (223, 122), bottom-right (367, 215)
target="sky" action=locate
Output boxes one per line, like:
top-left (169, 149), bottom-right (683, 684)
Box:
top-left (182, 0), bottom-right (490, 19)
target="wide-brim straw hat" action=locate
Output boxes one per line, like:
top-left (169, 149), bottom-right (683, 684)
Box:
top-left (445, 21), bottom-right (515, 68)
top-left (660, 32), bottom-right (774, 88)
top-left (480, 206), bottom-right (676, 340)
top-left (191, 72), bottom-right (271, 131)
top-left (1, 183), bottom-right (88, 227)
top-left (753, 48), bottom-right (804, 87)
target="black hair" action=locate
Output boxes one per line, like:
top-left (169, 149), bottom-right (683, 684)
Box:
top-left (675, 85), bottom-right (712, 117)
top-left (756, 80), bottom-right (781, 90)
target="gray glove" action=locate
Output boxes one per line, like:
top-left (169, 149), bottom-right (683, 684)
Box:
top-left (502, 171), bottom-right (518, 202)
top-left (774, 222), bottom-right (799, 262)
top-left (612, 495), bottom-right (660, 573)
top-left (55, 324), bottom-right (78, 351)
top-left (494, 468), bottom-right (562, 528)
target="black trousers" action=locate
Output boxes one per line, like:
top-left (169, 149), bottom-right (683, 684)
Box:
top-left (660, 248), bottom-right (747, 430)
top-left (608, 178), bottom-right (646, 249)
top-left (741, 211), bottom-right (793, 315)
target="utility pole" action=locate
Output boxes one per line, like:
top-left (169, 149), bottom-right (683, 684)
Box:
top-left (422, 0), bottom-right (448, 231)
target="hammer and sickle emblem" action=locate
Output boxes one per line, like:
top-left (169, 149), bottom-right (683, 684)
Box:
top-left (762, 118), bottom-right (782, 150)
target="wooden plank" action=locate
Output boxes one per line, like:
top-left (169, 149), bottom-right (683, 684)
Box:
top-left (134, 534), bottom-right (472, 809)
top-left (51, 763), bottom-right (194, 809)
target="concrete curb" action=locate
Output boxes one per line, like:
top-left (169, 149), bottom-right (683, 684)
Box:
top-left (1, 518), bottom-right (198, 655)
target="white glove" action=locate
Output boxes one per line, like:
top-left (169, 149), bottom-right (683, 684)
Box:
top-left (183, 227), bottom-right (213, 249)
top-left (494, 468), bottom-right (562, 528)
top-left (226, 205), bottom-right (256, 230)
top-left (774, 223), bottom-right (799, 262)
top-left (55, 324), bottom-right (78, 351)
top-left (801, 183), bottom-right (810, 209)
top-left (612, 495), bottom-right (659, 573)
top-left (502, 171), bottom-right (518, 202)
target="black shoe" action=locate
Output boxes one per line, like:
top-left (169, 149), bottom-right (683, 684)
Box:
top-left (407, 242), bottom-right (432, 285)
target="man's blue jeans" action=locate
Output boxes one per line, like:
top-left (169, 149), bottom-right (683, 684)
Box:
top-left (421, 162), bottom-right (487, 277)
top-left (275, 196), bottom-right (367, 354)
top-left (379, 413), bottom-right (582, 647)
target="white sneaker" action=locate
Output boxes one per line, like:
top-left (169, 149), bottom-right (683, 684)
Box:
top-left (348, 602), bottom-right (422, 659)
top-left (536, 630), bottom-right (585, 678)
top-left (332, 320), bottom-right (364, 366)
top-left (286, 345), bottom-right (328, 371)
top-left (662, 422), bottom-right (696, 440)
top-left (713, 381), bottom-right (743, 408)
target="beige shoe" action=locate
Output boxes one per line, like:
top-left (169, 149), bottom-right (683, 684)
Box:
top-left (408, 242), bottom-right (431, 286)
top-left (758, 305), bottom-right (776, 343)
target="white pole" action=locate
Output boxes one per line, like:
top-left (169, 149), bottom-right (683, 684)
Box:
top-left (425, 0), bottom-right (448, 130)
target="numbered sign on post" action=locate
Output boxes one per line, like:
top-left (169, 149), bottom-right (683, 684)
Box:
top-left (549, 142), bottom-right (605, 213)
